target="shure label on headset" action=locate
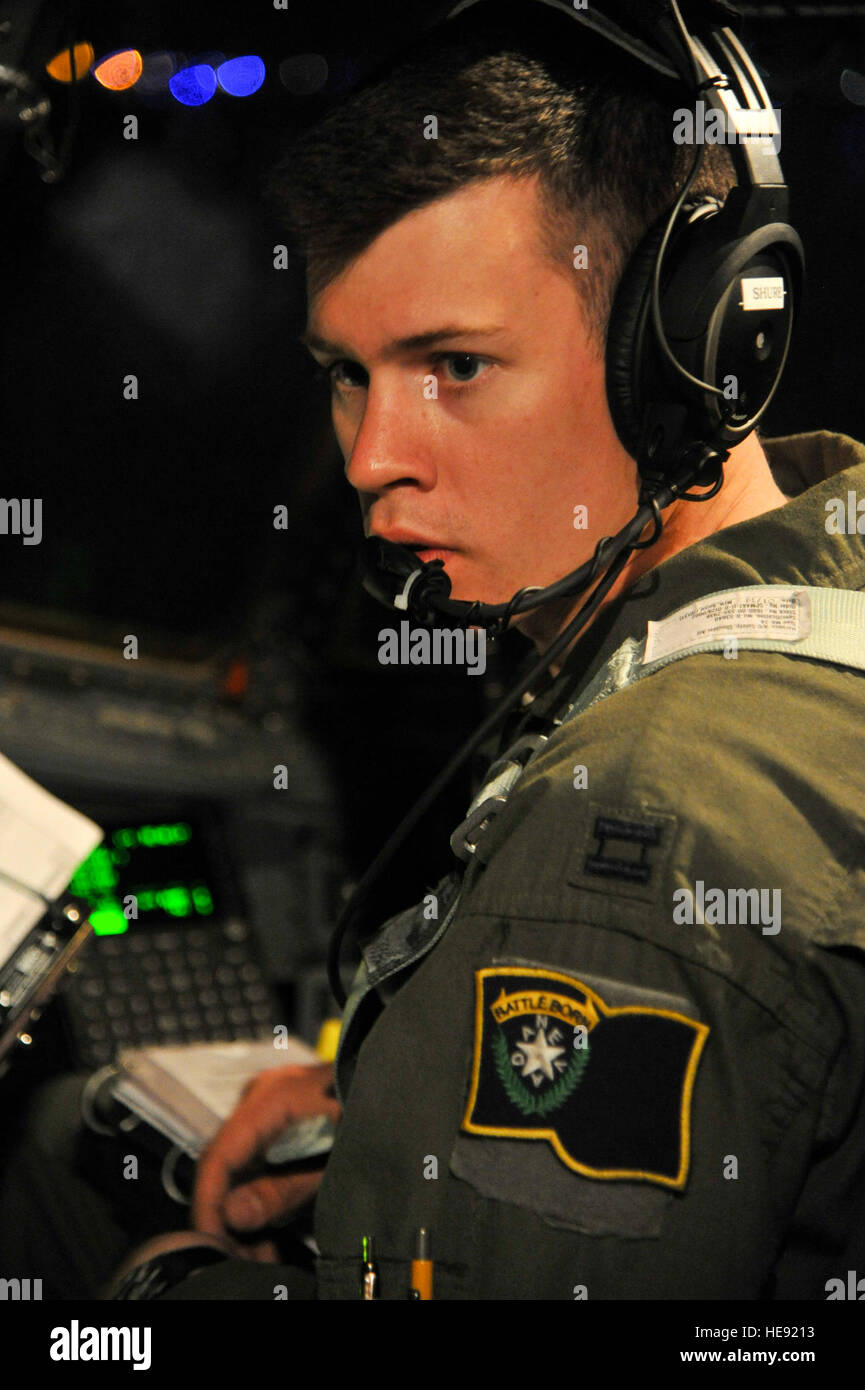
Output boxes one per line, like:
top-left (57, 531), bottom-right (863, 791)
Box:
top-left (740, 277), bottom-right (786, 311)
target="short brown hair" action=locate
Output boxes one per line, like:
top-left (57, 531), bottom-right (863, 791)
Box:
top-left (268, 7), bottom-right (736, 350)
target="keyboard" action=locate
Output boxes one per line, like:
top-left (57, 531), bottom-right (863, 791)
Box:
top-left (63, 918), bottom-right (276, 1068)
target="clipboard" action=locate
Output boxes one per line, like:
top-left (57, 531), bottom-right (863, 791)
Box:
top-left (0, 749), bottom-right (102, 1072)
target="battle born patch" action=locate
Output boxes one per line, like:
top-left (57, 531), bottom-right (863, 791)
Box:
top-left (462, 966), bottom-right (709, 1188)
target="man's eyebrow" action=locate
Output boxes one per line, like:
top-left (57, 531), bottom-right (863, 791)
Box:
top-left (299, 325), bottom-right (507, 358)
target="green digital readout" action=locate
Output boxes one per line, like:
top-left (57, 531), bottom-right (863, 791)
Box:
top-left (70, 821), bottom-right (217, 935)
top-left (111, 823), bottom-right (192, 849)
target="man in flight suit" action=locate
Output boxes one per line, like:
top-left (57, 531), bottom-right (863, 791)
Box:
top-left (4, 1), bottom-right (865, 1301)
top-left (174, 3), bottom-right (865, 1301)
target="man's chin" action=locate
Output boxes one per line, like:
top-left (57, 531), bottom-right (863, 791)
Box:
top-left (444, 567), bottom-right (537, 621)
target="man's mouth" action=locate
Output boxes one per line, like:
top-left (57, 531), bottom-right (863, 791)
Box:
top-left (412, 546), bottom-right (453, 565)
top-left (371, 531), bottom-right (455, 566)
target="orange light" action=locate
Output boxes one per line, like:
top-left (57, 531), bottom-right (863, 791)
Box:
top-left (93, 49), bottom-right (143, 92)
top-left (46, 42), bottom-right (95, 82)
top-left (221, 659), bottom-right (248, 699)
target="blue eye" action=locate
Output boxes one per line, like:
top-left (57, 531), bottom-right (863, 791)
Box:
top-left (441, 353), bottom-right (487, 383)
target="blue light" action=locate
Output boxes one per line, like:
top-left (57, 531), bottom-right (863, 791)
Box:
top-left (217, 55), bottom-right (265, 97)
top-left (169, 63), bottom-right (217, 106)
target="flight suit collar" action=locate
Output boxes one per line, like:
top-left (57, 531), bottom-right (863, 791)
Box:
top-left (522, 430), bottom-right (865, 729)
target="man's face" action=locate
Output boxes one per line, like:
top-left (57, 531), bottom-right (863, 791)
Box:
top-left (303, 173), bottom-right (640, 644)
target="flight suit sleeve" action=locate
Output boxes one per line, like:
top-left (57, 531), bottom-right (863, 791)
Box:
top-left (314, 658), bottom-right (865, 1300)
top-left (441, 674), bottom-right (865, 1298)
top-left (314, 817), bottom-right (858, 1300)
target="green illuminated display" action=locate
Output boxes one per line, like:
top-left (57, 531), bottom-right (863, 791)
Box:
top-left (69, 821), bottom-right (215, 935)
top-left (111, 822), bottom-right (192, 849)
top-left (88, 905), bottom-right (129, 936)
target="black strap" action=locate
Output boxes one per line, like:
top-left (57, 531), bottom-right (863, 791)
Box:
top-left (109, 1246), bottom-right (230, 1302)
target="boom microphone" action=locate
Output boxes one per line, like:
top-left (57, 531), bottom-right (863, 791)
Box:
top-left (361, 442), bottom-right (725, 634)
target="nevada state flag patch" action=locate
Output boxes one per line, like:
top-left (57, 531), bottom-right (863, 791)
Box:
top-left (461, 966), bottom-right (709, 1189)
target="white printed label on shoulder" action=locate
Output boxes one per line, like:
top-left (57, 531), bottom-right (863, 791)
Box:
top-left (740, 276), bottom-right (786, 311)
top-left (643, 587), bottom-right (811, 666)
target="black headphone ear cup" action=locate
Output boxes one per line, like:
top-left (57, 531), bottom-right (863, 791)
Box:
top-left (604, 217), bottom-right (669, 460)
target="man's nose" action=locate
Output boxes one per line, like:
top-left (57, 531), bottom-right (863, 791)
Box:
top-left (343, 381), bottom-right (438, 494)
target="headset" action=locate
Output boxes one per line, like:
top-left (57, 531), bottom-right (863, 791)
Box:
top-left (329, 0), bottom-right (804, 1003)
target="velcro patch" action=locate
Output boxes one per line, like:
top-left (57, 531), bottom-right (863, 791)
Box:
top-left (461, 966), bottom-right (708, 1189)
top-left (584, 814), bottom-right (663, 885)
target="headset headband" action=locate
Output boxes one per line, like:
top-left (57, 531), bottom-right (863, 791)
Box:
top-left (446, 0), bottom-right (783, 190)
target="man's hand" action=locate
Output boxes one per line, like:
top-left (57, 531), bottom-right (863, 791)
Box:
top-left (192, 1062), bottom-right (341, 1263)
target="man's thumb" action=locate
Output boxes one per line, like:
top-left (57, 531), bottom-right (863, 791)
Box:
top-left (223, 1186), bottom-right (267, 1230)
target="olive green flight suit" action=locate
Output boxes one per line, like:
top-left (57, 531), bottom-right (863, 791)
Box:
top-left (5, 431), bottom-right (863, 1303)
top-left (313, 431), bottom-right (865, 1300)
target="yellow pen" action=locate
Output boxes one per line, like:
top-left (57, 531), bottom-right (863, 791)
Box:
top-left (410, 1227), bottom-right (433, 1300)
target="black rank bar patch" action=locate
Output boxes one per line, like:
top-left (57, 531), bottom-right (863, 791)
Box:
top-left (462, 966), bottom-right (709, 1189)
top-left (584, 815), bottom-right (662, 884)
